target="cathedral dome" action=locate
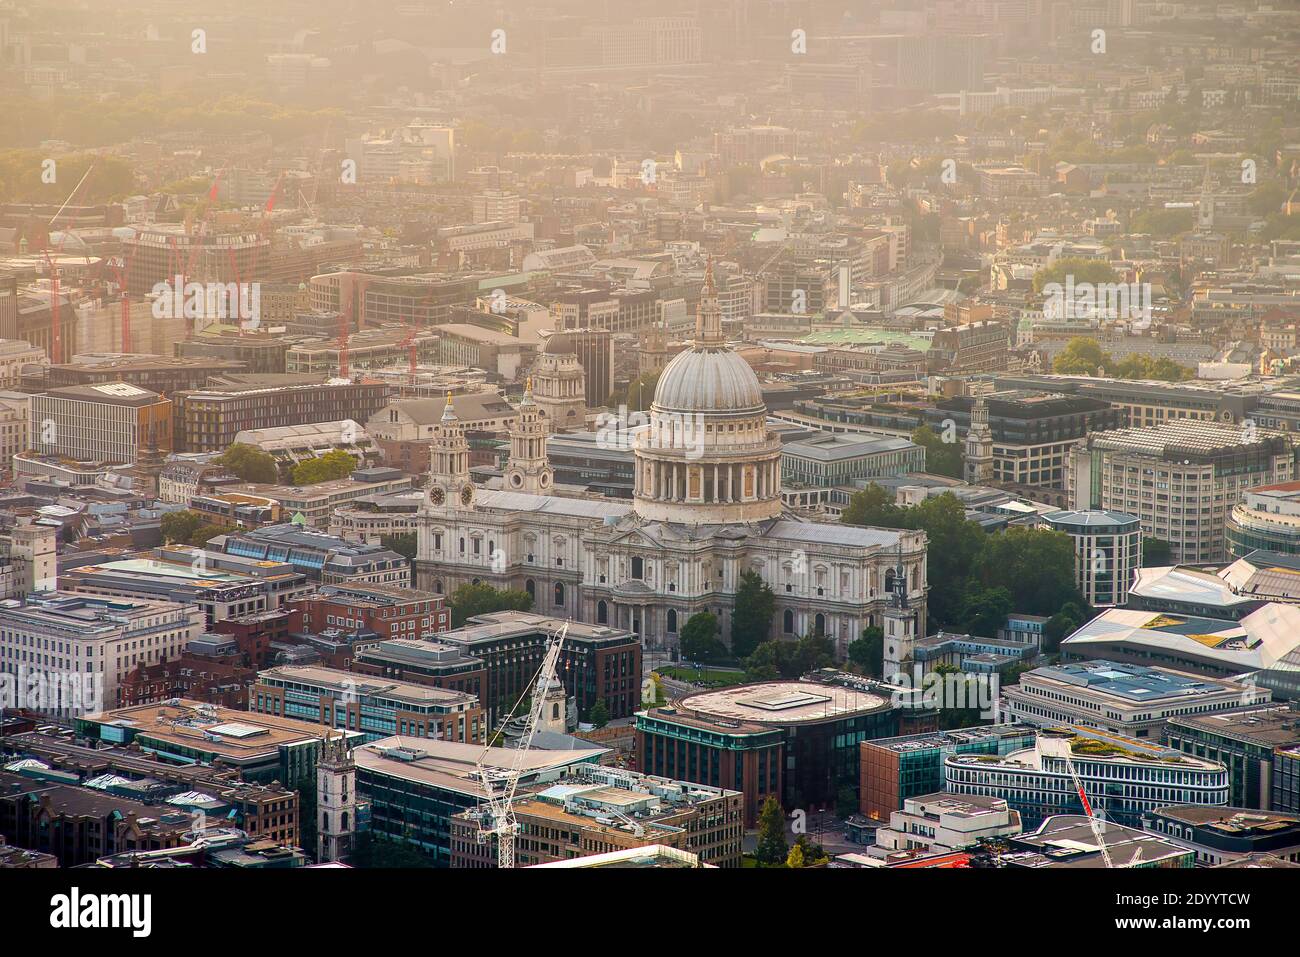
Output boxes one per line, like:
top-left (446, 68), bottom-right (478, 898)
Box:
top-left (652, 346), bottom-right (764, 414)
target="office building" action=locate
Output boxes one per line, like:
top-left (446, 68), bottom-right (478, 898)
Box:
top-left (0, 593), bottom-right (203, 714)
top-left (59, 547), bottom-right (310, 626)
top-left (207, 524), bottom-right (411, 587)
top-left (859, 724), bottom-right (1038, 821)
top-left (450, 763), bottom-right (744, 868)
top-left (780, 433), bottom-right (924, 489)
top-left (0, 771), bottom-right (193, 867)
top-left (1165, 705), bottom-right (1300, 809)
top-left (252, 664), bottom-right (484, 744)
top-left (869, 792), bottom-right (1022, 857)
top-left (408, 612), bottom-right (641, 728)
top-left (945, 729), bottom-right (1230, 828)
top-left (30, 382), bottom-right (172, 464)
top-left (353, 736), bottom-right (605, 866)
top-left (173, 379), bottom-right (393, 453)
top-left (1042, 510), bottom-right (1141, 607)
top-left (1142, 806), bottom-right (1300, 866)
top-left (1060, 601), bottom-right (1300, 699)
top-left (1227, 482), bottom-right (1300, 558)
top-left (296, 583), bottom-right (449, 642)
top-left (924, 391), bottom-right (1122, 492)
top-left (351, 638), bottom-right (486, 705)
top-left (1002, 661), bottom-right (1269, 741)
top-left (997, 815), bottom-right (1195, 868)
top-left (75, 699), bottom-right (364, 784)
top-left (1067, 420), bottom-right (1297, 563)
top-left (638, 680), bottom-right (901, 826)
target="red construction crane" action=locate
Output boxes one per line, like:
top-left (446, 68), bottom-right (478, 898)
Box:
top-left (105, 248), bottom-right (138, 353)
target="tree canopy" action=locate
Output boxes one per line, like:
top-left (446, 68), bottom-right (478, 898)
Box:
top-left (730, 570), bottom-right (776, 659)
top-left (679, 612), bottom-right (727, 664)
top-left (448, 583), bottom-right (533, 628)
top-left (217, 443), bottom-right (279, 484)
top-left (292, 449), bottom-right (358, 485)
top-left (1053, 337), bottom-right (1191, 380)
top-left (911, 424), bottom-right (963, 478)
top-left (1032, 257), bottom-right (1119, 294)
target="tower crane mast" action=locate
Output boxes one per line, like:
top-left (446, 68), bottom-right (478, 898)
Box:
top-left (475, 623), bottom-right (568, 869)
top-left (1042, 736), bottom-right (1114, 868)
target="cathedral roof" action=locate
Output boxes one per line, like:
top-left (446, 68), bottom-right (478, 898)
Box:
top-left (652, 346), bottom-right (766, 414)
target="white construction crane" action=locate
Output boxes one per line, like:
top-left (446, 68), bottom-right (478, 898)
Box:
top-left (1040, 736), bottom-right (1114, 869)
top-left (474, 622), bottom-right (568, 869)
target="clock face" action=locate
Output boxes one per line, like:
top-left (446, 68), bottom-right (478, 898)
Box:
top-left (460, 486), bottom-right (474, 506)
top-left (430, 486), bottom-right (445, 506)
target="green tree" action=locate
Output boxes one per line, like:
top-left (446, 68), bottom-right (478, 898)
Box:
top-left (1043, 601), bottom-right (1088, 652)
top-left (1141, 537), bottom-right (1173, 567)
top-left (847, 626), bottom-right (884, 678)
top-left (755, 796), bottom-right (788, 866)
top-left (959, 585), bottom-right (1014, 638)
top-left (1129, 208), bottom-right (1195, 237)
top-left (908, 494), bottom-right (988, 628)
top-left (1033, 258), bottom-right (1119, 294)
top-left (912, 424), bottom-right (962, 478)
top-left (349, 832), bottom-right (434, 868)
top-left (792, 633), bottom-right (836, 675)
top-left (608, 371), bottom-right (661, 413)
top-left (217, 442), bottom-right (278, 484)
top-left (292, 449), bottom-right (358, 485)
top-left (743, 640), bottom-right (791, 681)
top-left (835, 786), bottom-right (859, 819)
top-left (588, 698), bottom-right (610, 729)
top-left (1053, 337), bottom-right (1108, 375)
top-left (160, 510), bottom-right (203, 545)
top-left (381, 532), bottom-right (417, 561)
top-left (448, 583), bottom-right (533, 627)
top-left (188, 523), bottom-right (233, 548)
top-left (975, 526), bottom-right (1084, 618)
top-left (840, 483), bottom-right (906, 528)
top-left (294, 774), bottom-right (317, 859)
top-left (679, 612), bottom-right (727, 663)
top-left (793, 834), bottom-right (829, 866)
top-left (730, 570), bottom-right (776, 659)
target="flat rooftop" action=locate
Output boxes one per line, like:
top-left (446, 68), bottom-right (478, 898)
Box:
top-left (1006, 815), bottom-right (1191, 868)
top-left (1168, 705), bottom-right (1300, 747)
top-left (257, 665), bottom-right (476, 708)
top-left (1024, 660), bottom-right (1241, 704)
top-left (677, 681), bottom-right (890, 726)
top-left (82, 700), bottom-right (337, 759)
top-left (353, 736), bottom-right (605, 798)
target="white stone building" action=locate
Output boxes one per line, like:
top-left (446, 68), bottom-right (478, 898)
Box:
top-left (415, 266), bottom-right (928, 655)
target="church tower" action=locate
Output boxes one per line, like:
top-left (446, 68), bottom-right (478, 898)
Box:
top-left (964, 394), bottom-right (994, 485)
top-left (881, 546), bottom-right (918, 683)
top-left (428, 392), bottom-right (474, 510)
top-left (316, 731), bottom-right (356, 864)
top-left (504, 379), bottom-right (553, 494)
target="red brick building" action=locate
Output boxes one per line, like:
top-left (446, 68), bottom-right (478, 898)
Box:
top-left (212, 609), bottom-right (292, 668)
top-left (120, 655), bottom-right (256, 709)
top-left (296, 583), bottom-right (449, 641)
